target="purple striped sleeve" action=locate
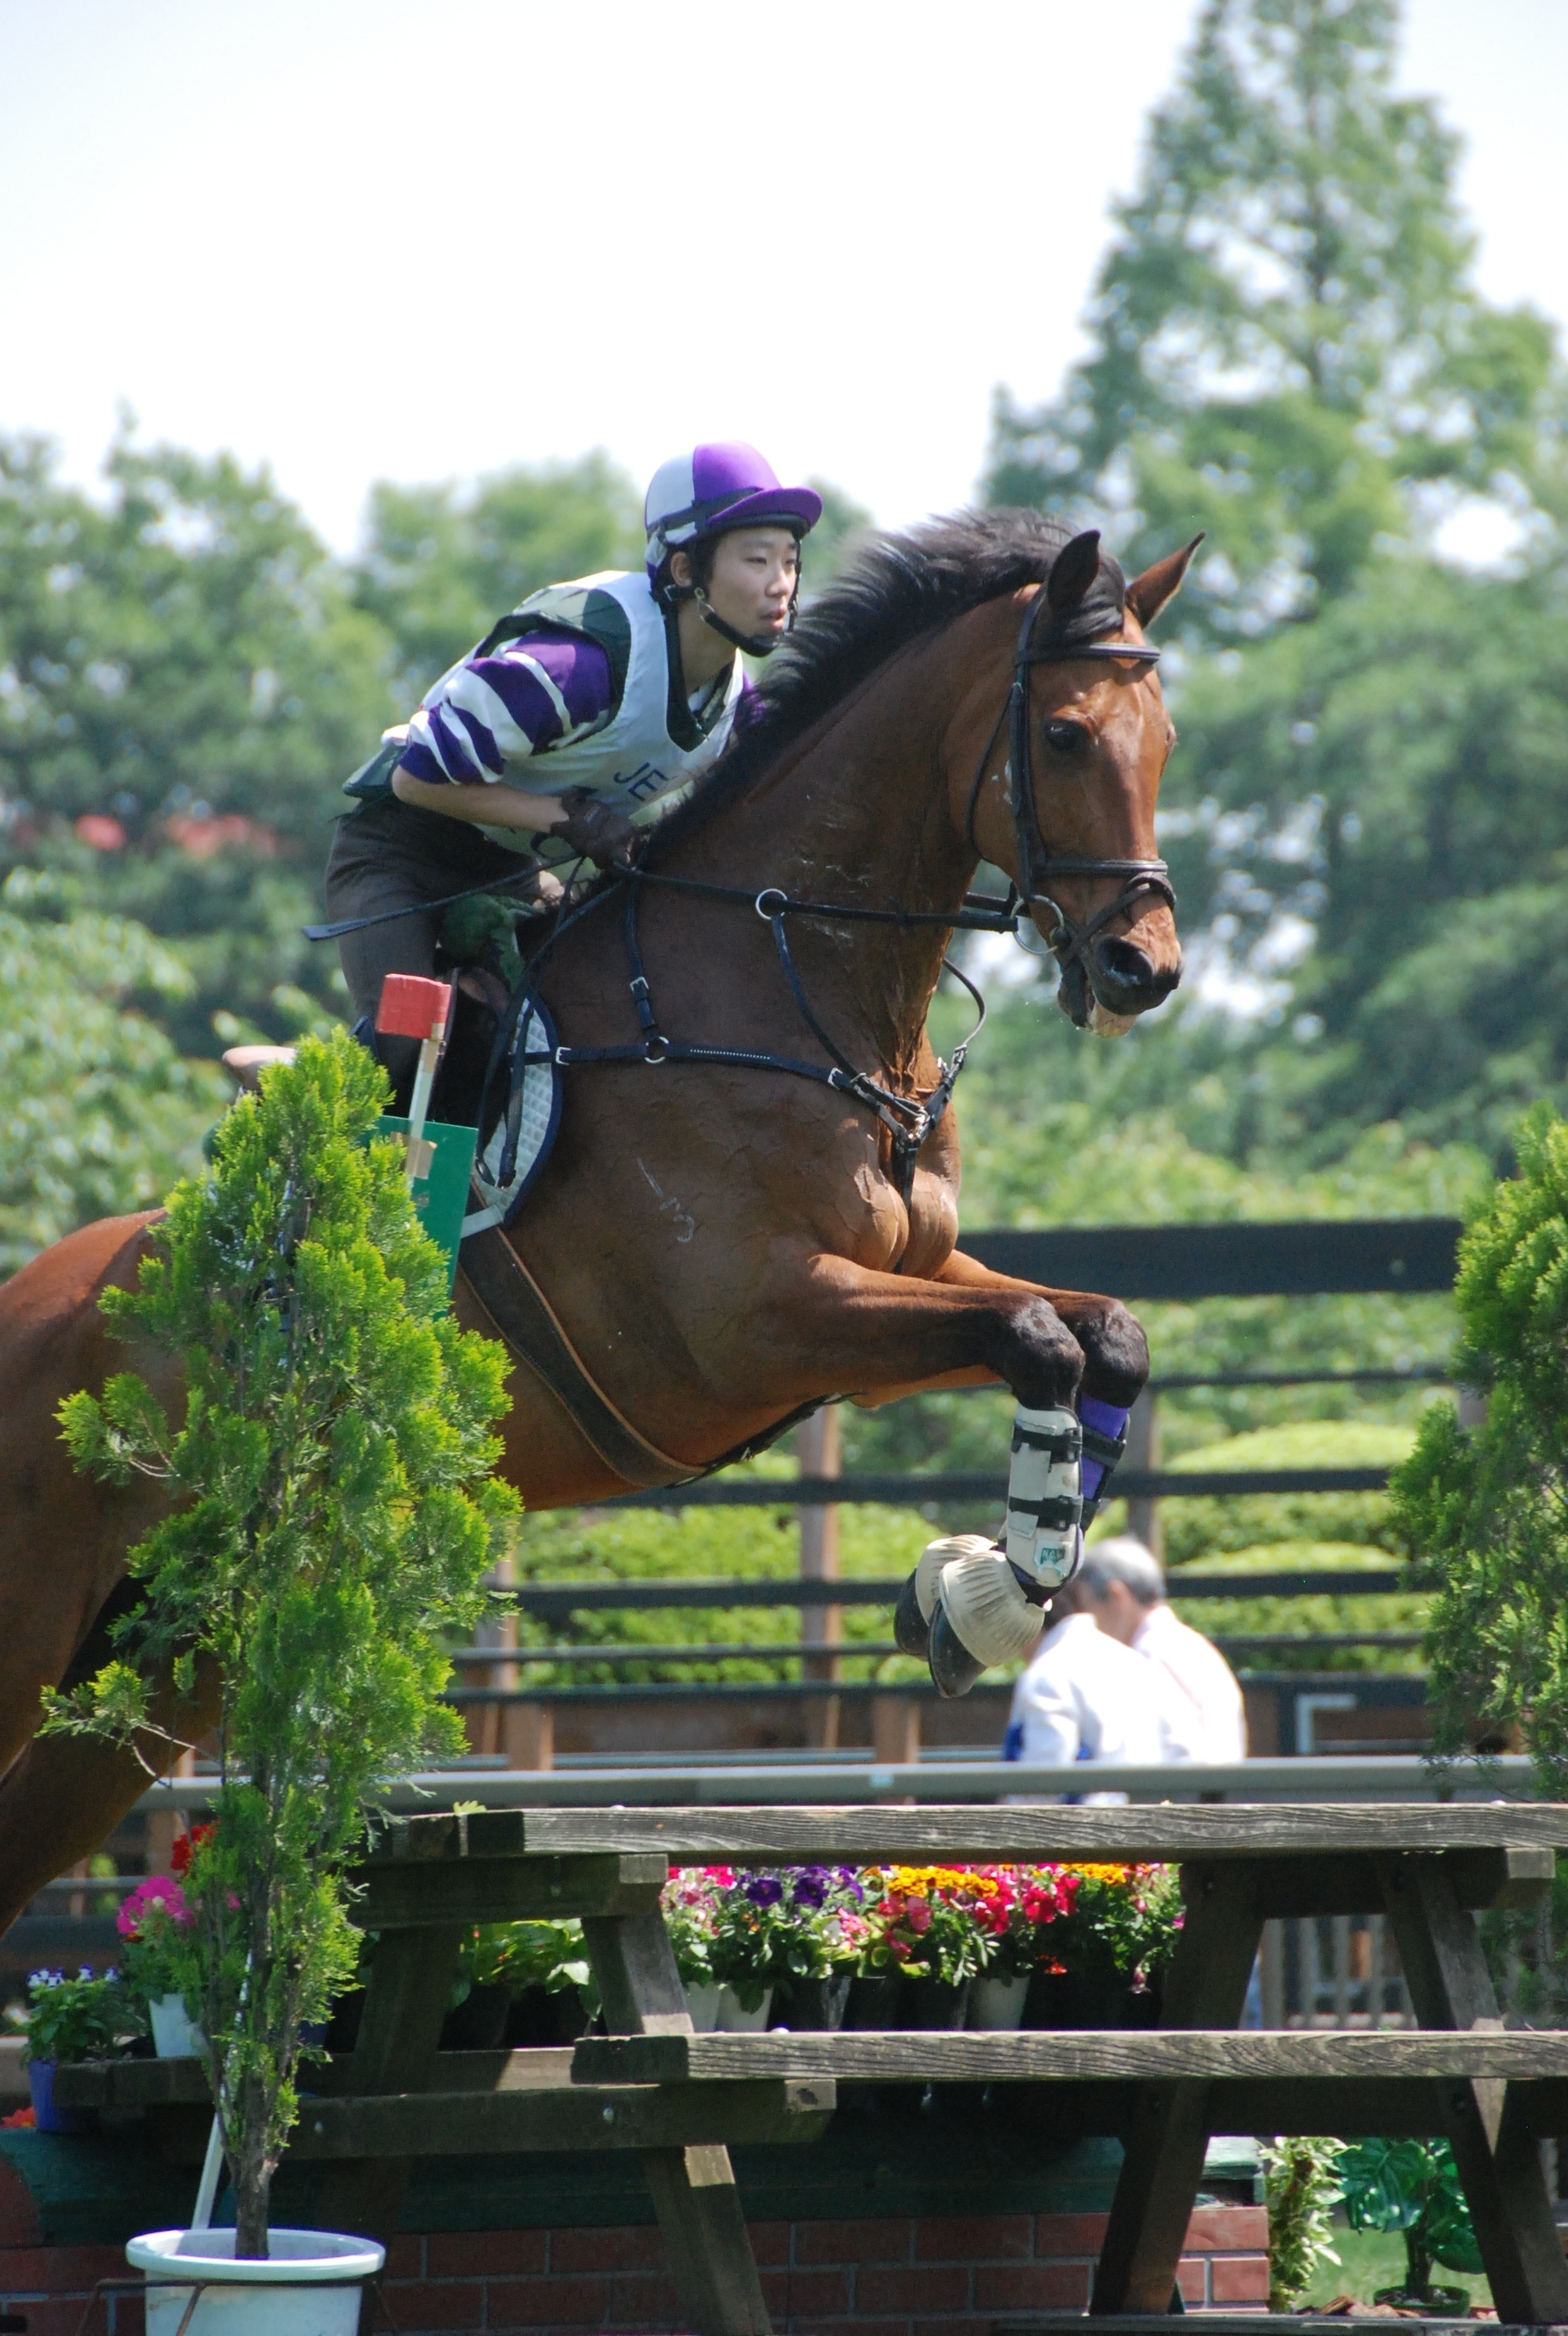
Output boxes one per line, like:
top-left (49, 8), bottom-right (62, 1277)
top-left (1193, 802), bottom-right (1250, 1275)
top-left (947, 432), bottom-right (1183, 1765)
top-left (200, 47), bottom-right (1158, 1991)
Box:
top-left (399, 624), bottom-right (613, 786)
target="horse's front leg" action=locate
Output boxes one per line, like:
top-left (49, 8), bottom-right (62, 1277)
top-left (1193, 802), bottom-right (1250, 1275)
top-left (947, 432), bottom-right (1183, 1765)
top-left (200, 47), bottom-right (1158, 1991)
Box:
top-left (754, 1250), bottom-right (1147, 1699)
top-left (845, 1249), bottom-right (1148, 1412)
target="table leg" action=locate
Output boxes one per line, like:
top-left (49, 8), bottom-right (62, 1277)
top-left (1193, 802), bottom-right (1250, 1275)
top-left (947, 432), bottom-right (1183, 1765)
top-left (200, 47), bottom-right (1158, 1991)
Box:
top-left (583, 1911), bottom-right (772, 2336)
top-left (313, 1924), bottom-right (466, 2259)
top-left (1379, 1854), bottom-right (1568, 2325)
top-left (1092, 1861), bottom-right (1264, 2315)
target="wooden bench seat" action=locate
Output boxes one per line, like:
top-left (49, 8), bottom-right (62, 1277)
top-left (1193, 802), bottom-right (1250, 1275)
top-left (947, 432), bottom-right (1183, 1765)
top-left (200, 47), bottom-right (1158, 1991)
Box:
top-left (574, 2026), bottom-right (1568, 2086)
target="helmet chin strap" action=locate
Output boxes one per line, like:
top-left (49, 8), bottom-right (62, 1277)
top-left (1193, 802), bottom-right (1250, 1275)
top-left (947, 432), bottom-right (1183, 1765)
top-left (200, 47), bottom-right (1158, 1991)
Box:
top-left (691, 584), bottom-right (793, 659)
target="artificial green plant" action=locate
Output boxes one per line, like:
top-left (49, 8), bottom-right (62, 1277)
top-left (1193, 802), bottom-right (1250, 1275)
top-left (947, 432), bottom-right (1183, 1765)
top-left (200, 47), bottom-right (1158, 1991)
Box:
top-left (44, 1030), bottom-right (517, 2255)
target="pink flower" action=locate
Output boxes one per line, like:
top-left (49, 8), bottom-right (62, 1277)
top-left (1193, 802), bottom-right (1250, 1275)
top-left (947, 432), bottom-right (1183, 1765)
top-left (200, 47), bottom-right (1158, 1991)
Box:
top-left (117, 1875), bottom-right (190, 1939)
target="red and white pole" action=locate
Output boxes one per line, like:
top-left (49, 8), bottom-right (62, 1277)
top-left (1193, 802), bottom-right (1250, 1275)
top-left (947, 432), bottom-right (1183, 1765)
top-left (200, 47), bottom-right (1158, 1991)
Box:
top-left (375, 974), bottom-right (452, 1183)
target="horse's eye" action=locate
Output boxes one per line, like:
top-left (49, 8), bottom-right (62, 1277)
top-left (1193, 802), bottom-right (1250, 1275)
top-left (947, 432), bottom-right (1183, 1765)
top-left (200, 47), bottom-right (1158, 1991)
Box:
top-left (1043, 720), bottom-right (1089, 753)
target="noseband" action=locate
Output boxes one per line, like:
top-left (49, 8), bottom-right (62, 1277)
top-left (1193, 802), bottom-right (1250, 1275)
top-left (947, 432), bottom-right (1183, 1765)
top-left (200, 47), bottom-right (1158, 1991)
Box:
top-left (964, 587), bottom-right (1175, 1014)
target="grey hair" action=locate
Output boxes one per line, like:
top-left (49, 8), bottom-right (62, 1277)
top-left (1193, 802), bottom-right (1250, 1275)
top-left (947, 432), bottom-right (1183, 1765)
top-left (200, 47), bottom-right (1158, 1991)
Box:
top-left (1079, 1536), bottom-right (1165, 1607)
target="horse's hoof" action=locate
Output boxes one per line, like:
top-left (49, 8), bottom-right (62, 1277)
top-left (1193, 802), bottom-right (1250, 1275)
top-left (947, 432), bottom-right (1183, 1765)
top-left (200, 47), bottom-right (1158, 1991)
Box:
top-left (928, 1601), bottom-right (986, 1700)
top-left (895, 1569), bottom-right (932, 1658)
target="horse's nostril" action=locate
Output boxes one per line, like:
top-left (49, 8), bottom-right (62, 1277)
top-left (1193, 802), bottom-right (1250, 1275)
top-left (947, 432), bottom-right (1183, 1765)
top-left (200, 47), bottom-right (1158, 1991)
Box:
top-left (1091, 936), bottom-right (1181, 1004)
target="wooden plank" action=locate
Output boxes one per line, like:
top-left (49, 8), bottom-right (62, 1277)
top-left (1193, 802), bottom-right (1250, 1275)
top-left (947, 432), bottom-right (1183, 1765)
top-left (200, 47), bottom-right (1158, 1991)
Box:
top-left (286, 2077), bottom-right (834, 2159)
top-left (1256, 1846), bottom-right (1553, 1919)
top-left (1094, 1862), bottom-right (1264, 2316)
top-left (572, 2027), bottom-right (1568, 2084)
top-left (352, 1851), bottom-right (666, 1929)
top-left (583, 1907), bottom-right (771, 2336)
top-left (311, 1921), bottom-right (466, 2262)
top-left (360, 1803), bottom-right (1568, 1865)
top-left (1379, 1853), bottom-right (1568, 2326)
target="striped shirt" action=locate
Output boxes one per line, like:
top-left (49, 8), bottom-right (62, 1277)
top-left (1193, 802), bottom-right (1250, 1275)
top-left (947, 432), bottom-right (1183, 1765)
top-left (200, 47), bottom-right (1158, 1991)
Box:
top-left (399, 624), bottom-right (615, 790)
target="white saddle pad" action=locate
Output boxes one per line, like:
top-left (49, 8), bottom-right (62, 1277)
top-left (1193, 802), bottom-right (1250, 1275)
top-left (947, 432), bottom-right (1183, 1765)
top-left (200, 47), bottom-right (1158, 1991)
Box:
top-left (463, 998), bottom-right (561, 1237)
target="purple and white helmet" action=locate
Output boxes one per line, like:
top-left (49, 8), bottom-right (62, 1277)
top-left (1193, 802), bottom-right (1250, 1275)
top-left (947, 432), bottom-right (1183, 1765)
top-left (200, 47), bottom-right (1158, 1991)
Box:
top-left (644, 441), bottom-right (823, 583)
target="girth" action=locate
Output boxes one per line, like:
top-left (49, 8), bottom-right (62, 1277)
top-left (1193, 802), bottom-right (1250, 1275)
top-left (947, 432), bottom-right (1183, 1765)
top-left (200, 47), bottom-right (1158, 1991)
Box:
top-left (458, 1226), bottom-right (828, 1492)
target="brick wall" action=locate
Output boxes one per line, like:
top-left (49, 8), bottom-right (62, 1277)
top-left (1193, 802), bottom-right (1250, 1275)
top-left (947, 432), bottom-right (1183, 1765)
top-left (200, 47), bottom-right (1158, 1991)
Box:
top-left (0, 2205), bottom-right (1269, 2334)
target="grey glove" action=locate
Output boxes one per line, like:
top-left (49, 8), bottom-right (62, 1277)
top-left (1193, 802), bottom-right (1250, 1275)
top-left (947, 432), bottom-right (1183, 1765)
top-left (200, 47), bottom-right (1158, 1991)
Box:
top-left (546, 786), bottom-right (640, 869)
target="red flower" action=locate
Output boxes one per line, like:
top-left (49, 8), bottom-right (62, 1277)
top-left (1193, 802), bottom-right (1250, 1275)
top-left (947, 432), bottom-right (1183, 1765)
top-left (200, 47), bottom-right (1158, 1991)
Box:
top-left (171, 1824), bottom-right (216, 1877)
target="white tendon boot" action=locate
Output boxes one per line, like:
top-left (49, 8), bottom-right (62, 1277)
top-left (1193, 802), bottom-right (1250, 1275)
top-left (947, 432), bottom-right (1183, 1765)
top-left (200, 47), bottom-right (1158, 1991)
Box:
top-left (928, 1405), bottom-right (1084, 1700)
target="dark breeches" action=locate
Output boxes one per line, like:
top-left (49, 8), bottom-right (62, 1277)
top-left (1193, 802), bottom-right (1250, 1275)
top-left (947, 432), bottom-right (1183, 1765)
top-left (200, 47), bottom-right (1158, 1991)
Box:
top-left (323, 798), bottom-right (536, 1082)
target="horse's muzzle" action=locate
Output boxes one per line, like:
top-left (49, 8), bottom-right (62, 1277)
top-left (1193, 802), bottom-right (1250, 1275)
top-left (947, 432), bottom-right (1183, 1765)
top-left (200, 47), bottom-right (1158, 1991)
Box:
top-left (1085, 932), bottom-right (1182, 1019)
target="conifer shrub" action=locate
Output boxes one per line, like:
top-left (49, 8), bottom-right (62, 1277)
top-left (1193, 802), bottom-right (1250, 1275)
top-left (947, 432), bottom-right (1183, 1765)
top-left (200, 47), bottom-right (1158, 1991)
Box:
top-left (44, 1030), bottom-right (517, 2254)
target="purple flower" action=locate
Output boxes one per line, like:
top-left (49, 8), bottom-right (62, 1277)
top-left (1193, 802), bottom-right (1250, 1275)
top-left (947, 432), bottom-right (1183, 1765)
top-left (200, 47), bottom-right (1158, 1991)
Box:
top-left (791, 1871), bottom-right (829, 1910)
top-left (742, 1874), bottom-right (784, 1908)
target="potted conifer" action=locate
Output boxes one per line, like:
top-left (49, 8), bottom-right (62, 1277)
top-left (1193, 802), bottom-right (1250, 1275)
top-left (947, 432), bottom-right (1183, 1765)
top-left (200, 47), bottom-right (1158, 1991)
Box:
top-left (46, 1032), bottom-right (515, 2329)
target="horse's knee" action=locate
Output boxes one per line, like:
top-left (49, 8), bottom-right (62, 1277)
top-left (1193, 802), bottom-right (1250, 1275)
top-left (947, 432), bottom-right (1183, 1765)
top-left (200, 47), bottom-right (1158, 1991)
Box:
top-left (1077, 1301), bottom-right (1149, 1409)
top-left (999, 1297), bottom-right (1084, 1410)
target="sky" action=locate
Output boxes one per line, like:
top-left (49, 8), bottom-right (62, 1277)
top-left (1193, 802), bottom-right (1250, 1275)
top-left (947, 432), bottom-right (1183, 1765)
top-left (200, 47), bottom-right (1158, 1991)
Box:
top-left (3, 1), bottom-right (1567, 555)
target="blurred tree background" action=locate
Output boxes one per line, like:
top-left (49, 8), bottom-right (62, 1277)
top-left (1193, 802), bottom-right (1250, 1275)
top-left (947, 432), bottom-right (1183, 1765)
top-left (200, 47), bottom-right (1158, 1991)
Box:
top-left (3, 0), bottom-right (1564, 1678)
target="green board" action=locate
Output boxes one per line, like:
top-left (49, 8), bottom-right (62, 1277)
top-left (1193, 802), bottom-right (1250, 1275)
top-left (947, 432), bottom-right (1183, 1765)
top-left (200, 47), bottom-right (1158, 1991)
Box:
top-left (373, 1116), bottom-right (479, 1292)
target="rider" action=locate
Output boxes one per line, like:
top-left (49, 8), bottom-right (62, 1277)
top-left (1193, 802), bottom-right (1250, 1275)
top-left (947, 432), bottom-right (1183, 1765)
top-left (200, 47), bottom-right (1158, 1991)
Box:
top-left (323, 441), bottom-right (822, 1083)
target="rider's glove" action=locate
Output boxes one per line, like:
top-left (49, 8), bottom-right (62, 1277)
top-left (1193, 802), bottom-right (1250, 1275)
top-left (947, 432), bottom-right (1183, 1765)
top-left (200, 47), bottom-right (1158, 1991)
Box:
top-left (546, 786), bottom-right (640, 869)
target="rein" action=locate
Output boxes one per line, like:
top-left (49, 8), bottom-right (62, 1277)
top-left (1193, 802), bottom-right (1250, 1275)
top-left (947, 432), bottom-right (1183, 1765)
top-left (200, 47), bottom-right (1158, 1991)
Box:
top-left (964, 595), bottom-right (1175, 1023)
top-left (489, 868), bottom-right (1000, 1221)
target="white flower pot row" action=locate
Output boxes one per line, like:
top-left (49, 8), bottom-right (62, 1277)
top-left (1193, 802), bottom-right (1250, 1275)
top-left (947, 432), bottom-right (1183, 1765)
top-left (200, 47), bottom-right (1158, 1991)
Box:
top-left (682, 1973), bottom-right (1031, 2030)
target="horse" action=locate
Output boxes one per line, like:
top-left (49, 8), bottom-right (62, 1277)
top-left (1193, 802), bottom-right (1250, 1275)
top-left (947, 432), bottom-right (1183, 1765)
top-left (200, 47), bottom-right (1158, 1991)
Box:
top-left (0, 511), bottom-right (1195, 1926)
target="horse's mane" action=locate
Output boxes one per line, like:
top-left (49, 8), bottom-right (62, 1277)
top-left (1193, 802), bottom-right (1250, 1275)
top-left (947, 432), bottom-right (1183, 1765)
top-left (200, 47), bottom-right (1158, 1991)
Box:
top-left (648, 508), bottom-right (1127, 855)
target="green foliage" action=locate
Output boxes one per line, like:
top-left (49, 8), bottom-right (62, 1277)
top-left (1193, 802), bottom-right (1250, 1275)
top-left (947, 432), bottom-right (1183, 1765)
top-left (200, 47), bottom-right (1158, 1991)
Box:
top-left (9, 1970), bottom-right (144, 2064)
top-left (44, 1030), bottom-right (517, 2252)
top-left (986, 0), bottom-right (1566, 636)
top-left (1391, 1106), bottom-right (1568, 1785)
top-left (1337, 2137), bottom-right (1482, 2300)
top-left (1161, 562), bottom-right (1568, 1160)
top-left (457, 1920), bottom-right (594, 2008)
top-left (1259, 2136), bottom-right (1342, 2311)
top-left (349, 452), bottom-right (644, 702)
top-left (0, 874), bottom-right (223, 1271)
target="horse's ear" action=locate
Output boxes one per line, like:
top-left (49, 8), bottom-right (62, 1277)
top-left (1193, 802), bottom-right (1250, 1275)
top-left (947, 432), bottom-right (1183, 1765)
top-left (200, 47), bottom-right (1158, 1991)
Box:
top-left (1126, 534), bottom-right (1205, 629)
top-left (1046, 530), bottom-right (1102, 618)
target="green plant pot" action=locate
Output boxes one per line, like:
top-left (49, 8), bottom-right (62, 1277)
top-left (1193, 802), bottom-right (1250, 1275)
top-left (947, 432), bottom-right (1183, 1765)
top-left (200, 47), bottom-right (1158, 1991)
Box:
top-left (901, 1977), bottom-right (971, 2029)
top-left (775, 1975), bottom-right (851, 2031)
top-left (844, 1974), bottom-right (903, 2028)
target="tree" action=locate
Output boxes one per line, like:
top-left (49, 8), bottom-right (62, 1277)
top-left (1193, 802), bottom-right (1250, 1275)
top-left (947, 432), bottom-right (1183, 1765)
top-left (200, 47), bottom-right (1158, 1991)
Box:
top-left (349, 452), bottom-right (644, 703)
top-left (0, 872), bottom-right (223, 1274)
top-left (1160, 559), bottom-right (1568, 1158)
top-left (47, 1032), bottom-right (517, 2254)
top-left (986, 0), bottom-right (1566, 636)
top-left (0, 426), bottom-right (398, 1053)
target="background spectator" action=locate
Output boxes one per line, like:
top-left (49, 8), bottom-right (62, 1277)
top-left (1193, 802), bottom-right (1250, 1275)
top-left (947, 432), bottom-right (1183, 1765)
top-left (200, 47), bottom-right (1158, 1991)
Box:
top-left (1078, 1537), bottom-right (1248, 1762)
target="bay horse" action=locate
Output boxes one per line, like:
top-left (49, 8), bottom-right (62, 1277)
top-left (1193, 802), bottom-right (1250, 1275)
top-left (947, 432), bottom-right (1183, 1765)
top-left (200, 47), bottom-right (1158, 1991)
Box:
top-left (0, 511), bottom-right (1193, 1924)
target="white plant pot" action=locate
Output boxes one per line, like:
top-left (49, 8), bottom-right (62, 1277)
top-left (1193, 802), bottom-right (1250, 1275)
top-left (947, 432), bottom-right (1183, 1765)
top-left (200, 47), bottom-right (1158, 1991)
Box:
top-left (716, 1985), bottom-right (773, 2032)
top-left (682, 1982), bottom-right (723, 2032)
top-left (148, 1992), bottom-right (204, 2059)
top-left (127, 2226), bottom-right (384, 2336)
top-left (967, 1974), bottom-right (1030, 2029)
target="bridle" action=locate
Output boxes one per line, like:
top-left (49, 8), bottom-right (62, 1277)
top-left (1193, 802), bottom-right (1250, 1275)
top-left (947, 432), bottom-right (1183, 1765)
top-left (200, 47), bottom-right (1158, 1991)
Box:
top-left (964, 586), bottom-right (1175, 1023)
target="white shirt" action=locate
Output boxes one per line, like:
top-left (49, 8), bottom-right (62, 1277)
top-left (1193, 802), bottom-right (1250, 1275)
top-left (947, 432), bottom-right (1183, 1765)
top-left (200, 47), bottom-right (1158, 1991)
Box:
top-left (1004, 1612), bottom-right (1174, 1798)
top-left (1133, 1603), bottom-right (1248, 1763)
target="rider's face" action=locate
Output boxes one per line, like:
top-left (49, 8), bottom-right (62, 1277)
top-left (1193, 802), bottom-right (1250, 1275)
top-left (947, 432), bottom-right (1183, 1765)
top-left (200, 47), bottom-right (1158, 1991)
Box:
top-left (702, 528), bottom-right (799, 640)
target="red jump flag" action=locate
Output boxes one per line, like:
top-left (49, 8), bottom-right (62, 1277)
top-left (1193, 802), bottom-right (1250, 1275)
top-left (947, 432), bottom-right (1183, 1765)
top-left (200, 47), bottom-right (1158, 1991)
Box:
top-left (377, 974), bottom-right (452, 1184)
top-left (376, 974), bottom-right (452, 1041)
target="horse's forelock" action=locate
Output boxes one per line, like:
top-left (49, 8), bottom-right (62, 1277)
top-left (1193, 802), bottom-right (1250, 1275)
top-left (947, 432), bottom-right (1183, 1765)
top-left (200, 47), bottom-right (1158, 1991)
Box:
top-left (648, 510), bottom-right (1128, 856)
